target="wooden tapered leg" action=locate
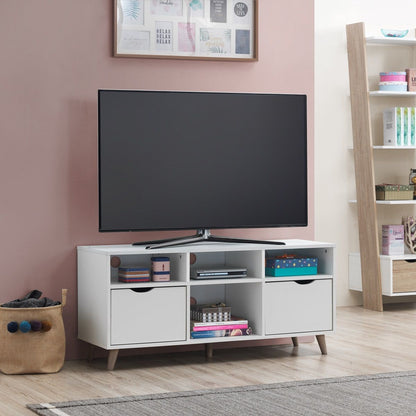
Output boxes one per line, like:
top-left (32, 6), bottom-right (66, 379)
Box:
top-left (291, 337), bottom-right (299, 347)
top-left (316, 334), bottom-right (327, 355)
top-left (205, 344), bottom-right (213, 360)
top-left (107, 349), bottom-right (119, 370)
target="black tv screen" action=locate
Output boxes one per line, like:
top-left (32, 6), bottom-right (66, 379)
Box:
top-left (98, 90), bottom-right (307, 233)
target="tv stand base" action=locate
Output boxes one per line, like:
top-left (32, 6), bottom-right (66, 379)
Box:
top-left (101, 335), bottom-right (327, 371)
top-left (133, 229), bottom-right (286, 249)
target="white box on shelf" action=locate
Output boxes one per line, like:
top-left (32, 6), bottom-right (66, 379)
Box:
top-left (382, 224), bottom-right (404, 255)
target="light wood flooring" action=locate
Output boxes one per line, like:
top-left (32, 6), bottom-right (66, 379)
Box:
top-left (3, 303), bottom-right (416, 415)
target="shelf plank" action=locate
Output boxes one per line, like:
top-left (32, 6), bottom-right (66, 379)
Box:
top-left (188, 335), bottom-right (265, 344)
top-left (366, 36), bottom-right (416, 46)
top-left (349, 199), bottom-right (416, 205)
top-left (373, 145), bottom-right (416, 149)
top-left (380, 254), bottom-right (416, 260)
top-left (369, 91), bottom-right (416, 97)
top-left (189, 277), bottom-right (262, 285)
top-left (349, 146), bottom-right (416, 150)
top-left (110, 280), bottom-right (187, 289)
top-left (351, 252), bottom-right (416, 261)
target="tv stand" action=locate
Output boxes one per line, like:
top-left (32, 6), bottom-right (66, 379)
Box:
top-left (77, 239), bottom-right (335, 370)
top-left (133, 229), bottom-right (286, 249)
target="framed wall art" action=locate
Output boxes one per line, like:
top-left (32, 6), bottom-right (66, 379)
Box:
top-left (114, 0), bottom-right (258, 61)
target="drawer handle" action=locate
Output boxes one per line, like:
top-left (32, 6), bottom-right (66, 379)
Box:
top-left (404, 260), bottom-right (416, 264)
top-left (130, 288), bottom-right (153, 293)
top-left (295, 280), bottom-right (315, 285)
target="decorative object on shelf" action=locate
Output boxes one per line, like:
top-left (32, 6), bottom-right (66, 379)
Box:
top-left (151, 256), bottom-right (170, 282)
top-left (383, 107), bottom-right (416, 146)
top-left (113, 0), bottom-right (258, 61)
top-left (379, 72), bottom-right (407, 92)
top-left (409, 169), bottom-right (416, 198)
top-left (379, 81), bottom-right (407, 92)
top-left (382, 225), bottom-right (404, 255)
top-left (375, 184), bottom-right (414, 200)
top-left (265, 254), bottom-right (318, 277)
top-left (376, 184), bottom-right (414, 200)
top-left (190, 302), bottom-right (231, 322)
top-left (190, 253), bottom-right (197, 265)
top-left (403, 216), bottom-right (416, 253)
top-left (111, 256), bottom-right (121, 268)
top-left (406, 69), bottom-right (416, 91)
top-left (118, 266), bottom-right (150, 283)
top-left (380, 71), bottom-right (406, 82)
top-left (380, 28), bottom-right (409, 38)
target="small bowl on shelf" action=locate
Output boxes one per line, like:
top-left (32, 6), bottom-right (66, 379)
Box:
top-left (380, 29), bottom-right (409, 38)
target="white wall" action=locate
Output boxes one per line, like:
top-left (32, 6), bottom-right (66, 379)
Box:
top-left (315, 0), bottom-right (416, 306)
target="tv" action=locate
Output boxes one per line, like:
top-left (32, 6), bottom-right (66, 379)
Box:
top-left (98, 90), bottom-right (307, 248)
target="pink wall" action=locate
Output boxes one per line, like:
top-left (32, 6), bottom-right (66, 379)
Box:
top-left (0, 1), bottom-right (314, 359)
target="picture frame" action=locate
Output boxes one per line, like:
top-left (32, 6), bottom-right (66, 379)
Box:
top-left (113, 0), bottom-right (258, 61)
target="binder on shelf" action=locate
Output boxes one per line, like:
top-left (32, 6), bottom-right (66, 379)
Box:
top-left (383, 107), bottom-right (416, 146)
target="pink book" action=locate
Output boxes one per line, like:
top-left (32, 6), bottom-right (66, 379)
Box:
top-left (192, 324), bottom-right (248, 332)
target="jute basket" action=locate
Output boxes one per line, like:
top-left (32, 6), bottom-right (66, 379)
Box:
top-left (0, 289), bottom-right (67, 375)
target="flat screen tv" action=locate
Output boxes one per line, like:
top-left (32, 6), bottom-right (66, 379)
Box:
top-left (98, 90), bottom-right (307, 248)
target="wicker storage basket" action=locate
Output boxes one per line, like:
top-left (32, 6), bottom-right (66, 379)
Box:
top-left (0, 289), bottom-right (67, 375)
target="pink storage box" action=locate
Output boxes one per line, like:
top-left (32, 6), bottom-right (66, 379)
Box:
top-left (380, 72), bottom-right (406, 82)
top-left (382, 225), bottom-right (404, 255)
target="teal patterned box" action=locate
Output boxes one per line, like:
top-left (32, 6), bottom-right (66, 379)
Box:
top-left (266, 255), bottom-right (318, 277)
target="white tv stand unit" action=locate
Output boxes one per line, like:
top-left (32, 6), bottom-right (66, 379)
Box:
top-left (77, 239), bottom-right (335, 370)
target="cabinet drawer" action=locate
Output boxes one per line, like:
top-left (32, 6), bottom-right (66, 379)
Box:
top-left (393, 260), bottom-right (416, 293)
top-left (111, 287), bottom-right (186, 345)
top-left (264, 279), bottom-right (333, 335)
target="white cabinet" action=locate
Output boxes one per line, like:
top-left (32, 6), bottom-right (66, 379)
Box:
top-left (77, 239), bottom-right (335, 370)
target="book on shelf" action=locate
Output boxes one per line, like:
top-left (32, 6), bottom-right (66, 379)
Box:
top-left (191, 317), bottom-right (248, 329)
top-left (191, 323), bottom-right (248, 332)
top-left (191, 327), bottom-right (252, 339)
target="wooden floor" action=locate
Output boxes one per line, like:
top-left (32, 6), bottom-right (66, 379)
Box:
top-left (3, 303), bottom-right (416, 415)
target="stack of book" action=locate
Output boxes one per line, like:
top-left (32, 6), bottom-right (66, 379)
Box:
top-left (190, 317), bottom-right (251, 339)
top-left (118, 266), bottom-right (150, 283)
